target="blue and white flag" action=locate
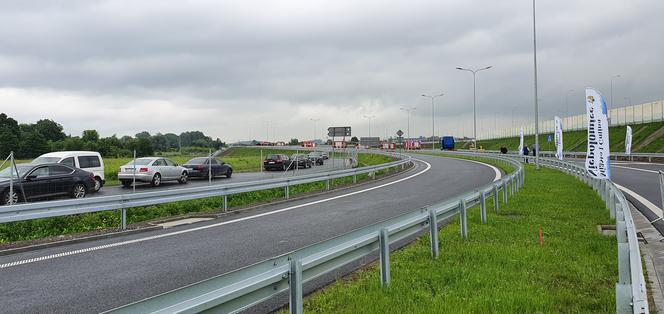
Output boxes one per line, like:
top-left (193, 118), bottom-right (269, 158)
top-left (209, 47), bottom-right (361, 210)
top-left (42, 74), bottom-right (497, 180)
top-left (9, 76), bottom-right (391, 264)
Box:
top-left (625, 125), bottom-right (632, 156)
top-left (554, 116), bottom-right (563, 160)
top-left (585, 88), bottom-right (611, 179)
top-left (518, 127), bottom-right (524, 156)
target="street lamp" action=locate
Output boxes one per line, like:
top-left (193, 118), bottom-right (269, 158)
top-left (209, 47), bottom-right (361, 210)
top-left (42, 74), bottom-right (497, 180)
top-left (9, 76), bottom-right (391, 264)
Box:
top-left (399, 107), bottom-right (416, 139)
top-left (610, 74), bottom-right (622, 110)
top-left (362, 115), bottom-right (376, 137)
top-left (421, 93), bottom-right (444, 149)
top-left (456, 65), bottom-right (492, 149)
top-left (531, 0), bottom-right (540, 169)
top-left (309, 118), bottom-right (320, 141)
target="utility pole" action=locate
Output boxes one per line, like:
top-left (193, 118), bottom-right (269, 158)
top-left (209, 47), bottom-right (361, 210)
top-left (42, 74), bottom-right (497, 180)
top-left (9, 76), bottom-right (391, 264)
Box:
top-left (532, 0), bottom-right (540, 169)
top-left (456, 66), bottom-right (493, 149)
top-left (421, 93), bottom-right (444, 149)
top-left (400, 107), bottom-right (416, 140)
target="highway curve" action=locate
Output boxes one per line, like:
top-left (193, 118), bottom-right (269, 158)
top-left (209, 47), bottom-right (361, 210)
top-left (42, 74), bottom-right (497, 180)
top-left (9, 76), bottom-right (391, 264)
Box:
top-left (0, 154), bottom-right (499, 313)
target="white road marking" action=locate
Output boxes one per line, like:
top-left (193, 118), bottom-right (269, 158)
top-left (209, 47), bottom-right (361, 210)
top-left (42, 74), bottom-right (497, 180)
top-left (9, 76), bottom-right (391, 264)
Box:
top-left (0, 156), bottom-right (501, 270)
top-left (614, 182), bottom-right (664, 219)
top-left (613, 165), bottom-right (661, 174)
top-left (452, 158), bottom-right (502, 182)
top-left (1, 159), bottom-right (430, 269)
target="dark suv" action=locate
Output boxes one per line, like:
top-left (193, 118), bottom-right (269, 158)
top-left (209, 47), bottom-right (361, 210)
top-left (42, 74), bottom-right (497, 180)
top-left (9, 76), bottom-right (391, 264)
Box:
top-left (307, 152), bottom-right (324, 166)
top-left (263, 154), bottom-right (293, 171)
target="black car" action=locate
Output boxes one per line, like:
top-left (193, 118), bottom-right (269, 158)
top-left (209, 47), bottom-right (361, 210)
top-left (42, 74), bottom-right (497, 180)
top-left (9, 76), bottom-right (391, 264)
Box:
top-left (307, 152), bottom-right (324, 166)
top-left (291, 154), bottom-right (312, 169)
top-left (263, 154), bottom-right (294, 171)
top-left (183, 157), bottom-right (233, 178)
top-left (0, 163), bottom-right (95, 205)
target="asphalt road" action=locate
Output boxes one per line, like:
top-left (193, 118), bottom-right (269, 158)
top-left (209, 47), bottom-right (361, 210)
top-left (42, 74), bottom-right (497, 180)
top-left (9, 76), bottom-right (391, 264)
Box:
top-left (0, 154), bottom-right (498, 313)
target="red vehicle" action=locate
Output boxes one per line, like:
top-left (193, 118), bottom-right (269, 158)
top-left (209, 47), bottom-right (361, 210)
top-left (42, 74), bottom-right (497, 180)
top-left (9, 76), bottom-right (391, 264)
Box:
top-left (381, 142), bottom-right (396, 150)
top-left (404, 140), bottom-right (422, 150)
top-left (301, 141), bottom-right (316, 148)
top-left (333, 141), bottom-right (347, 148)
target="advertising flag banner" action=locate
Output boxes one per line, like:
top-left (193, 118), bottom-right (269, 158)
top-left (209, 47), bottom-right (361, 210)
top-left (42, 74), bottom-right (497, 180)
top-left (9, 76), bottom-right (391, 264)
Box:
top-left (625, 125), bottom-right (632, 156)
top-left (518, 127), bottom-right (524, 156)
top-left (585, 88), bottom-right (611, 179)
top-left (554, 116), bottom-right (563, 160)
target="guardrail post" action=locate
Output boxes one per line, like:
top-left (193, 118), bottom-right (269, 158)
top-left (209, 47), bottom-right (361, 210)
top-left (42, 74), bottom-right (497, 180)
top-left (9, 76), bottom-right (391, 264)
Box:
top-left (326, 179), bottom-right (330, 190)
top-left (428, 209), bottom-right (439, 258)
top-left (493, 184), bottom-right (499, 212)
top-left (223, 195), bottom-right (228, 211)
top-left (379, 228), bottom-right (391, 286)
top-left (510, 176), bottom-right (515, 196)
top-left (353, 174), bottom-right (357, 184)
top-left (289, 259), bottom-right (303, 314)
top-left (480, 191), bottom-right (487, 223)
top-left (121, 207), bottom-right (127, 230)
top-left (460, 200), bottom-right (468, 239)
top-left (502, 180), bottom-right (508, 205)
top-left (285, 183), bottom-right (290, 199)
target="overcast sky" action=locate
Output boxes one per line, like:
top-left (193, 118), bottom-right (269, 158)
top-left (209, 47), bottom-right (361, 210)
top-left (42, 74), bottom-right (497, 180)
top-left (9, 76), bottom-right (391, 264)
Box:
top-left (0, 0), bottom-right (662, 142)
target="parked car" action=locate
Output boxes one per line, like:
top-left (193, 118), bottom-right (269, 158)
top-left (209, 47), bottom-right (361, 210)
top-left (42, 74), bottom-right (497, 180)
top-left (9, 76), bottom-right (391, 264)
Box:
top-left (263, 154), bottom-right (294, 171)
top-left (321, 152), bottom-right (329, 160)
top-left (0, 163), bottom-right (95, 205)
top-left (182, 157), bottom-right (233, 178)
top-left (307, 152), bottom-right (324, 165)
top-left (32, 151), bottom-right (105, 192)
top-left (291, 154), bottom-right (312, 169)
top-left (117, 157), bottom-right (188, 187)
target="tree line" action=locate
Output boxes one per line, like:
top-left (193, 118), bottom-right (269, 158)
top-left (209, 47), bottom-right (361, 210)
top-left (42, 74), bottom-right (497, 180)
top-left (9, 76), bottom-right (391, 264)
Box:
top-left (0, 113), bottom-right (225, 159)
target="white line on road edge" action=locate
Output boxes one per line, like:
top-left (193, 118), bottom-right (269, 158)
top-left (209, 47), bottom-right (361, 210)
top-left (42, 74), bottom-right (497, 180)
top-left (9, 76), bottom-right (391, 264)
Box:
top-left (451, 158), bottom-right (502, 182)
top-left (0, 156), bottom-right (500, 270)
top-left (0, 159), bottom-right (432, 269)
top-left (613, 165), bottom-right (661, 174)
top-left (614, 182), bottom-right (664, 219)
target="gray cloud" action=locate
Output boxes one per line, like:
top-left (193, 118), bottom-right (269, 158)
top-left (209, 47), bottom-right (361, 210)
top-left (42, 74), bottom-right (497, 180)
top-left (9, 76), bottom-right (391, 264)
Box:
top-left (0, 0), bottom-right (662, 142)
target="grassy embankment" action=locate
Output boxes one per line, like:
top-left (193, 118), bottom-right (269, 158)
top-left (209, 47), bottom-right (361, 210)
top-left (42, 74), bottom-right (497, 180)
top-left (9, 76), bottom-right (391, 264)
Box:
top-left (295, 160), bottom-right (616, 313)
top-left (463, 120), bottom-right (664, 153)
top-left (0, 149), bottom-right (396, 244)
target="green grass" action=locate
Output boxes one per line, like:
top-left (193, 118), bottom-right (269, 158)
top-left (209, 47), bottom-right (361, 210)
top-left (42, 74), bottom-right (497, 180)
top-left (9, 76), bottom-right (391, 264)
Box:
top-left (296, 162), bottom-right (616, 313)
top-left (0, 151), bottom-right (396, 244)
top-left (469, 120), bottom-right (664, 153)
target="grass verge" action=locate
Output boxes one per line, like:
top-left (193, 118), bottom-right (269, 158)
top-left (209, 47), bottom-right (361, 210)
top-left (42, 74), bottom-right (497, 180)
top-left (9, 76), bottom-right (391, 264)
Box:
top-left (295, 161), bottom-right (617, 313)
top-left (0, 152), bottom-right (396, 244)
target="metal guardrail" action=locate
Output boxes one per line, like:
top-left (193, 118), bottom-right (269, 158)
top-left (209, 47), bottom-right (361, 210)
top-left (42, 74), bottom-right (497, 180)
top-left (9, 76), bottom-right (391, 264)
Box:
top-left (460, 149), bottom-right (664, 163)
top-left (515, 154), bottom-right (648, 314)
top-left (108, 152), bottom-right (524, 314)
top-left (0, 154), bottom-right (411, 225)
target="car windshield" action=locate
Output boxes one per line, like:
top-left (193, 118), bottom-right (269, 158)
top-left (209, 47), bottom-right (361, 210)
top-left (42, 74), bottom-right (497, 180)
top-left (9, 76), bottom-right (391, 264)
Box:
top-left (32, 157), bottom-right (60, 164)
top-left (186, 158), bottom-right (208, 164)
top-left (0, 165), bottom-right (32, 178)
top-left (126, 158), bottom-right (152, 166)
top-left (266, 155), bottom-right (279, 160)
top-left (309, 152), bottom-right (321, 156)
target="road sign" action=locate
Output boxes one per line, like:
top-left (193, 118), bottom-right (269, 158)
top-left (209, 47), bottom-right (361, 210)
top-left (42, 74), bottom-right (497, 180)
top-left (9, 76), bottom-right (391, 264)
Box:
top-left (396, 130), bottom-right (404, 137)
top-left (328, 126), bottom-right (351, 137)
top-left (547, 135), bottom-right (552, 142)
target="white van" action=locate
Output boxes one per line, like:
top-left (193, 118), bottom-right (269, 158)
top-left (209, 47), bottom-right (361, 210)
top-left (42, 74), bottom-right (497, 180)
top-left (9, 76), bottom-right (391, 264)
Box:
top-left (32, 151), bottom-right (105, 192)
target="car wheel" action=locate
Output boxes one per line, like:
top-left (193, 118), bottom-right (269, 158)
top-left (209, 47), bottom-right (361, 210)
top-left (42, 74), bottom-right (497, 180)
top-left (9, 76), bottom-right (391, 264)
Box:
top-left (93, 177), bottom-right (103, 192)
top-left (2, 189), bottom-right (18, 205)
top-left (71, 183), bottom-right (87, 199)
top-left (151, 173), bottom-right (162, 187)
top-left (121, 180), bottom-right (132, 188)
top-left (178, 172), bottom-right (188, 184)
top-left (226, 168), bottom-right (233, 178)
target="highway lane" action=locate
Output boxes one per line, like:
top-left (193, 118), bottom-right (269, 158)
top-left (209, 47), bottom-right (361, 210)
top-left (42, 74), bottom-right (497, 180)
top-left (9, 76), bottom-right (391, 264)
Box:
top-left (0, 154), bottom-right (498, 313)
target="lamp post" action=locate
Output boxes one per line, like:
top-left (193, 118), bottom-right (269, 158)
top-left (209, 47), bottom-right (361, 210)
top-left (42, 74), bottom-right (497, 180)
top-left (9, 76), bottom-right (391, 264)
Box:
top-left (399, 107), bottom-right (416, 139)
top-left (531, 0), bottom-right (540, 169)
top-left (309, 118), bottom-right (319, 141)
top-left (456, 66), bottom-right (492, 149)
top-left (362, 115), bottom-right (376, 137)
top-left (421, 93), bottom-right (444, 149)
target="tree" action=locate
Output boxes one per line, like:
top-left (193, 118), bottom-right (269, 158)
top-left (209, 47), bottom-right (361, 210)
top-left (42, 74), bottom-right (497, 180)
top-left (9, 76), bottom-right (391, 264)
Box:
top-left (164, 133), bottom-right (180, 150)
top-left (135, 131), bottom-right (151, 139)
top-left (289, 138), bottom-right (299, 145)
top-left (34, 119), bottom-right (65, 142)
top-left (17, 129), bottom-right (49, 158)
top-left (0, 113), bottom-right (20, 158)
top-left (62, 137), bottom-right (84, 151)
top-left (82, 129), bottom-right (100, 142)
top-left (350, 136), bottom-right (359, 144)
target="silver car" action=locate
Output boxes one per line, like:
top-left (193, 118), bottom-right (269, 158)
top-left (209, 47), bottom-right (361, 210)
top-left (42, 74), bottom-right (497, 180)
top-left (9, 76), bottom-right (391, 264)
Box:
top-left (118, 157), bottom-right (188, 187)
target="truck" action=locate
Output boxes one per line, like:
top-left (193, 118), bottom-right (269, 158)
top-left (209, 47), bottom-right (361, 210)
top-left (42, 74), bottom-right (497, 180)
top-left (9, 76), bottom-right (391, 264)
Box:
top-left (441, 136), bottom-right (455, 150)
